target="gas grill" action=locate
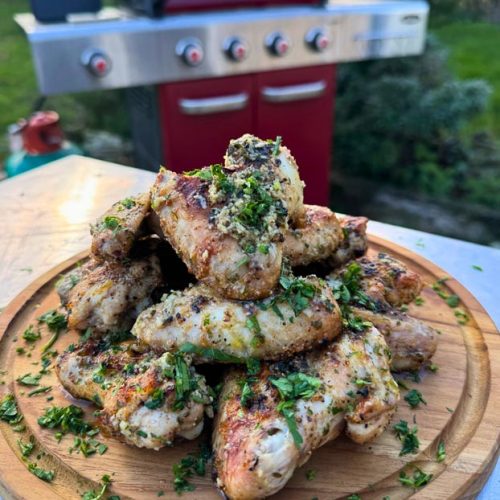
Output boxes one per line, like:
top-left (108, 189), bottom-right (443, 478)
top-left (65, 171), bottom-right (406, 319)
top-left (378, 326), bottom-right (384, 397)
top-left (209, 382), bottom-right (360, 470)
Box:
top-left (15, 0), bottom-right (428, 204)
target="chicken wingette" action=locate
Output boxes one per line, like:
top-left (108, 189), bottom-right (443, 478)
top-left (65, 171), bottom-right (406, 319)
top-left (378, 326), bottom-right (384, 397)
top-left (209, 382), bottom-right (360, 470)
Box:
top-left (351, 306), bottom-right (438, 371)
top-left (56, 339), bottom-right (213, 450)
top-left (58, 254), bottom-right (162, 334)
top-left (90, 192), bottom-right (151, 261)
top-left (212, 326), bottom-right (399, 500)
top-left (284, 205), bottom-right (343, 267)
top-left (329, 252), bottom-right (423, 309)
top-left (151, 136), bottom-right (305, 300)
top-left (132, 275), bottom-right (341, 361)
top-left (224, 134), bottom-right (304, 223)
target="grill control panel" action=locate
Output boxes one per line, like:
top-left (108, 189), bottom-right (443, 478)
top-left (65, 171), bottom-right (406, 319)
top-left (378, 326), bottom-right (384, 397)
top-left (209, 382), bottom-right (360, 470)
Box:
top-left (15, 1), bottom-right (429, 95)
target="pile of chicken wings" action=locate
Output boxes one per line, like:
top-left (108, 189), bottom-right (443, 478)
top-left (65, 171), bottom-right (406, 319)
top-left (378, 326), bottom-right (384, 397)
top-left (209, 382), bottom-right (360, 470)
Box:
top-left (55, 134), bottom-right (438, 499)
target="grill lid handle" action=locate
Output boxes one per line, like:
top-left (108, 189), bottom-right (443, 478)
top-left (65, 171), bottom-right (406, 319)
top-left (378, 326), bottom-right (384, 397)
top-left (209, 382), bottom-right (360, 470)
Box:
top-left (261, 80), bottom-right (326, 103)
top-left (179, 92), bottom-right (249, 115)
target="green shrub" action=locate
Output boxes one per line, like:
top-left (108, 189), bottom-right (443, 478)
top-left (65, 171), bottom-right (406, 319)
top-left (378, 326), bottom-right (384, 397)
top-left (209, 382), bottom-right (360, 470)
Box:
top-left (334, 35), bottom-right (498, 206)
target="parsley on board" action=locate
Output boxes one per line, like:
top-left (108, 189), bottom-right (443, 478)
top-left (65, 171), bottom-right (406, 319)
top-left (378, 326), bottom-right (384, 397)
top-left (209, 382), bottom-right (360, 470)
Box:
top-left (17, 436), bottom-right (35, 457)
top-left (28, 386), bottom-right (52, 397)
top-left (404, 389), bottom-right (427, 409)
top-left (270, 372), bottom-right (322, 448)
top-left (0, 394), bottom-right (23, 426)
top-left (17, 372), bottom-right (42, 386)
top-left (38, 310), bottom-right (67, 353)
top-left (393, 420), bottom-right (420, 455)
top-left (347, 495), bottom-right (361, 500)
top-left (399, 468), bottom-right (433, 489)
top-left (38, 405), bottom-right (93, 435)
top-left (436, 441), bottom-right (446, 462)
top-left (172, 444), bottom-right (212, 495)
top-left (81, 474), bottom-right (116, 500)
top-left (22, 325), bottom-right (41, 342)
top-left (305, 469), bottom-right (317, 481)
top-left (414, 296), bottom-right (424, 306)
top-left (28, 463), bottom-right (55, 482)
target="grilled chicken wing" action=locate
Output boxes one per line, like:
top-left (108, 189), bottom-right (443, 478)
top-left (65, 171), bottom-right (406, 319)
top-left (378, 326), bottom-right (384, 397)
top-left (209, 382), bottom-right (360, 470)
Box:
top-left (90, 192), bottom-right (151, 261)
top-left (63, 254), bottom-right (162, 334)
top-left (225, 134), bottom-right (304, 223)
top-left (351, 306), bottom-right (438, 371)
top-left (56, 340), bottom-right (213, 449)
top-left (328, 215), bottom-right (369, 268)
top-left (151, 167), bottom-right (285, 300)
top-left (213, 326), bottom-right (399, 499)
top-left (284, 205), bottom-right (342, 267)
top-left (132, 275), bottom-right (341, 361)
top-left (330, 253), bottom-right (422, 308)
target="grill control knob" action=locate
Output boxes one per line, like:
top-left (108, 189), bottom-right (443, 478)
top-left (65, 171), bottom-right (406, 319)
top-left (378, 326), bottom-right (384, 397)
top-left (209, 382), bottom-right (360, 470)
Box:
top-left (266, 32), bottom-right (290, 57)
top-left (306, 29), bottom-right (330, 52)
top-left (81, 49), bottom-right (112, 77)
top-left (224, 37), bottom-right (248, 62)
top-left (176, 38), bottom-right (204, 67)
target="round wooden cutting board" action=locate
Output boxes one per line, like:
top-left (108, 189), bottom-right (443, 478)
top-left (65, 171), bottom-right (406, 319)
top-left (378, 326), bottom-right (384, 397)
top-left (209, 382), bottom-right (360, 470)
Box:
top-left (0, 235), bottom-right (499, 500)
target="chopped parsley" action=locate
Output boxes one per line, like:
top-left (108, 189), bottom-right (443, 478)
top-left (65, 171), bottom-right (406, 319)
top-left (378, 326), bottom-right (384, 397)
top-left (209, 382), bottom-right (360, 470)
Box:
top-left (101, 215), bottom-right (122, 232)
top-left (17, 436), bottom-right (35, 457)
top-left (347, 495), bottom-right (361, 500)
top-left (414, 296), bottom-right (424, 306)
top-left (17, 372), bottom-right (42, 386)
top-left (399, 467), bottom-right (432, 489)
top-left (28, 386), bottom-right (52, 397)
top-left (472, 264), bottom-right (483, 271)
top-left (28, 463), bottom-right (55, 482)
top-left (404, 389), bottom-right (427, 409)
top-left (270, 372), bottom-right (322, 448)
top-left (393, 420), bottom-right (420, 455)
top-left (445, 294), bottom-right (460, 308)
top-left (0, 394), bottom-right (23, 426)
top-left (145, 388), bottom-right (165, 410)
top-left (179, 343), bottom-right (243, 364)
top-left (38, 405), bottom-right (93, 435)
top-left (305, 469), bottom-right (317, 481)
top-left (246, 314), bottom-right (264, 347)
top-left (22, 325), bottom-right (41, 342)
top-left (172, 444), bottom-right (211, 495)
top-left (37, 404), bottom-right (107, 456)
top-left (273, 136), bottom-right (282, 156)
top-left (38, 310), bottom-right (67, 353)
top-left (81, 474), bottom-right (114, 500)
top-left (436, 441), bottom-right (446, 462)
top-left (119, 197), bottom-right (136, 209)
top-left (454, 309), bottom-right (469, 325)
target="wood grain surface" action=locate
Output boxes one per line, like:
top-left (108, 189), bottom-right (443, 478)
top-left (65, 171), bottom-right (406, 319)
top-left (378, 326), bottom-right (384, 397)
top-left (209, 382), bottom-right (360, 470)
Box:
top-left (0, 236), bottom-right (498, 500)
top-left (0, 155), bottom-right (155, 310)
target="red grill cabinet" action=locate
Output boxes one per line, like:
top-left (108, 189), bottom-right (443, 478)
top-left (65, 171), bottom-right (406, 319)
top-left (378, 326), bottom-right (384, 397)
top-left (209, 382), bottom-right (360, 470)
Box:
top-left (130, 65), bottom-right (335, 205)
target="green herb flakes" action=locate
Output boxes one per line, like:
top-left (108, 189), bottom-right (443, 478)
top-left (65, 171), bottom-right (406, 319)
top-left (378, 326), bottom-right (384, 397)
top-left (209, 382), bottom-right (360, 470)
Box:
top-left (270, 372), bottom-right (321, 449)
top-left (404, 389), bottom-right (427, 409)
top-left (393, 420), bottom-right (420, 455)
top-left (305, 469), bottom-right (317, 481)
top-left (81, 474), bottom-right (114, 500)
top-left (28, 463), bottom-right (55, 482)
top-left (436, 441), bottom-right (446, 462)
top-left (17, 436), bottom-right (35, 457)
top-left (22, 325), bottom-right (41, 342)
top-left (172, 445), bottom-right (211, 495)
top-left (399, 467), bottom-right (432, 489)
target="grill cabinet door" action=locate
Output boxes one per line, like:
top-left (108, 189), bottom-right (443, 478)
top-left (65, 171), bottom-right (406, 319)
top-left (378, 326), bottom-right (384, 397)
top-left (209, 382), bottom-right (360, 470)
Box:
top-left (255, 65), bottom-right (335, 206)
top-left (158, 75), bottom-right (254, 172)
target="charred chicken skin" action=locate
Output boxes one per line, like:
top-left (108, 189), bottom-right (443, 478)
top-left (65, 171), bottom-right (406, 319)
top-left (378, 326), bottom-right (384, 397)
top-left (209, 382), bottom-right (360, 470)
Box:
top-left (132, 275), bottom-right (341, 361)
top-left (56, 339), bottom-right (213, 450)
top-left (284, 205), bottom-right (343, 267)
top-left (58, 254), bottom-right (162, 334)
top-left (90, 192), bottom-right (151, 262)
top-left (213, 326), bottom-right (399, 499)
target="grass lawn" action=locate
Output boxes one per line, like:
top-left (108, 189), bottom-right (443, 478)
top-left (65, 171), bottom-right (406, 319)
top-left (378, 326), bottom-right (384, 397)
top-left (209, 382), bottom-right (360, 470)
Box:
top-left (431, 21), bottom-right (500, 138)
